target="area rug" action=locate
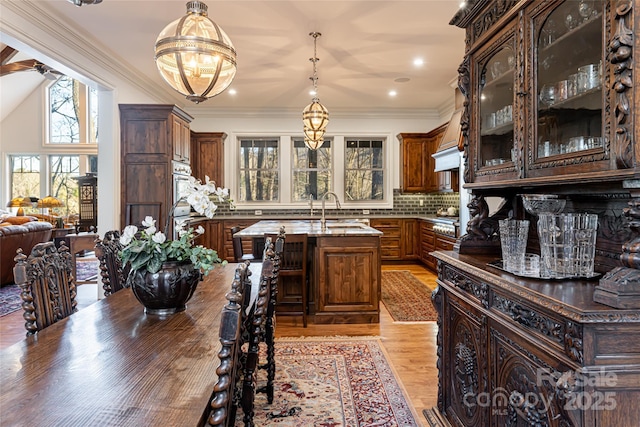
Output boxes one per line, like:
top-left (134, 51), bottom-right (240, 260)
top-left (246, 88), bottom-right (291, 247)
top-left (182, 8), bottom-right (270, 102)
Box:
top-left (76, 255), bottom-right (100, 282)
top-left (242, 336), bottom-right (420, 426)
top-left (0, 284), bottom-right (22, 317)
top-left (381, 270), bottom-right (437, 322)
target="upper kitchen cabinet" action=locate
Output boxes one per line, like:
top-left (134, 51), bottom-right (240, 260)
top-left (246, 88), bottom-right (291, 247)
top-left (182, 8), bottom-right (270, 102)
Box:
top-left (453, 0), bottom-right (632, 190)
top-left (398, 125), bottom-right (445, 193)
top-left (397, 132), bottom-right (436, 193)
top-left (191, 132), bottom-right (226, 187)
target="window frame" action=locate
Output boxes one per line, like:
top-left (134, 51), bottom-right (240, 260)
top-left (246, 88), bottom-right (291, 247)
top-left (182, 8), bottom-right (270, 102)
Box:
top-left (44, 76), bottom-right (99, 148)
top-left (229, 132), bottom-right (393, 210)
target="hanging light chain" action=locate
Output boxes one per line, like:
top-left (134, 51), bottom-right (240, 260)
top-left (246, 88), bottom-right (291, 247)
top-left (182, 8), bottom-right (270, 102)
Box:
top-left (309, 32), bottom-right (321, 97)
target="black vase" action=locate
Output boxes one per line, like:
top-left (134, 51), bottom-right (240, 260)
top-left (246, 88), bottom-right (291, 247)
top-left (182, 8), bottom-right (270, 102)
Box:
top-left (128, 261), bottom-right (202, 315)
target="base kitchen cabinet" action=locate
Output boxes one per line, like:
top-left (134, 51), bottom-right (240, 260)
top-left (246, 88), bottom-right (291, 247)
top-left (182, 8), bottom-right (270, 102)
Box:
top-left (315, 236), bottom-right (381, 324)
top-left (370, 218), bottom-right (418, 261)
top-left (420, 220), bottom-right (436, 270)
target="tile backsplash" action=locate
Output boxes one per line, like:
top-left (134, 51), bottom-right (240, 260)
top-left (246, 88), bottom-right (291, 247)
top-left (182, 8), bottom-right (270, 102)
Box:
top-left (212, 190), bottom-right (460, 218)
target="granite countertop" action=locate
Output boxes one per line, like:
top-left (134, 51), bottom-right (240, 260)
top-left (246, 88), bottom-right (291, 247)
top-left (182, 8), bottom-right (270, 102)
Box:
top-left (233, 219), bottom-right (383, 238)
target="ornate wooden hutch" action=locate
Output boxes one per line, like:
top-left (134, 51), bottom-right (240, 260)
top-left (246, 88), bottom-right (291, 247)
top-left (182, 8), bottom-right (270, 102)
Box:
top-left (426, 1), bottom-right (640, 426)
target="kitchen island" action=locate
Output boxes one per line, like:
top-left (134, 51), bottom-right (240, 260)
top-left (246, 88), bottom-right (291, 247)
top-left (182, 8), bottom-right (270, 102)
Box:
top-left (235, 220), bottom-right (383, 324)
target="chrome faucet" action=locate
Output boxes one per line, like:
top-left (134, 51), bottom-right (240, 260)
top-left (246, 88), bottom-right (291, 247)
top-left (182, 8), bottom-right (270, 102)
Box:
top-left (320, 191), bottom-right (341, 229)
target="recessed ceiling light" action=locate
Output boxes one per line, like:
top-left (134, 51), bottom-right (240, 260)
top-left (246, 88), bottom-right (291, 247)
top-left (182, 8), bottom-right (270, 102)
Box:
top-left (389, 90), bottom-right (397, 97)
top-left (413, 58), bottom-right (424, 67)
top-left (228, 88), bottom-right (237, 95)
top-left (394, 77), bottom-right (410, 83)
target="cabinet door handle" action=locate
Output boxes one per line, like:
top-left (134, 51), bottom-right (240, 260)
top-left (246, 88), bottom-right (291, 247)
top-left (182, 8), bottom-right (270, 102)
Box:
top-left (516, 91), bottom-right (528, 97)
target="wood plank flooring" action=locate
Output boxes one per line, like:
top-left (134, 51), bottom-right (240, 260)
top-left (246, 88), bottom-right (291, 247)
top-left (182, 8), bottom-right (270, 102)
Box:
top-left (0, 263), bottom-right (439, 425)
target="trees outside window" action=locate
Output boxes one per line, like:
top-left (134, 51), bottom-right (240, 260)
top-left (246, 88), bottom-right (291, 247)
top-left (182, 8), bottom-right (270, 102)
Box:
top-left (292, 139), bottom-right (332, 202)
top-left (345, 139), bottom-right (384, 201)
top-left (238, 138), bottom-right (279, 202)
top-left (48, 76), bottom-right (98, 144)
top-left (50, 155), bottom-right (80, 215)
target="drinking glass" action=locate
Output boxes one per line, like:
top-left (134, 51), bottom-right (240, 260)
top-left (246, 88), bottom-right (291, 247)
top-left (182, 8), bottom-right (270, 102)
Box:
top-left (499, 219), bottom-right (530, 274)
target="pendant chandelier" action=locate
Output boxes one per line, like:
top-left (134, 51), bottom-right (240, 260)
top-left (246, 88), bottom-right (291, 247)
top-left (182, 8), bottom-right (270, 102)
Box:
top-left (302, 32), bottom-right (329, 150)
top-left (154, 1), bottom-right (237, 103)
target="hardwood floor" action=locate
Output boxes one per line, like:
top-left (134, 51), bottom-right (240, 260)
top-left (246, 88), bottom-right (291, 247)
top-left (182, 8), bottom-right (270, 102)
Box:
top-left (0, 263), bottom-right (439, 425)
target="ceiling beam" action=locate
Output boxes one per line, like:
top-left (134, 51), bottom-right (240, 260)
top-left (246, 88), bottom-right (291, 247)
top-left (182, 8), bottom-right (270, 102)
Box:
top-left (0, 46), bottom-right (18, 65)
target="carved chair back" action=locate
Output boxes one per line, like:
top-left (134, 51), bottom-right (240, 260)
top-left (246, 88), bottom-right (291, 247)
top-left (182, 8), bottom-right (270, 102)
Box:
top-left (13, 241), bottom-right (78, 335)
top-left (207, 262), bottom-right (250, 427)
top-left (94, 230), bottom-right (130, 297)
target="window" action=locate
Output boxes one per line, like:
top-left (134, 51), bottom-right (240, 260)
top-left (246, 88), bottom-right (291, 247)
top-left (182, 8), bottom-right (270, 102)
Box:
top-left (232, 134), bottom-right (391, 208)
top-left (48, 76), bottom-right (98, 144)
top-left (344, 139), bottom-right (384, 201)
top-left (10, 155), bottom-right (40, 199)
top-left (292, 139), bottom-right (332, 201)
top-left (238, 138), bottom-right (279, 202)
top-left (50, 155), bottom-right (80, 214)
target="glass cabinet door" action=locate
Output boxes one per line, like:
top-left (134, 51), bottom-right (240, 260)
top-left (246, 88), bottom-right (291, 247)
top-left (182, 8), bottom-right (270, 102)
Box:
top-left (479, 46), bottom-right (515, 170)
top-left (535, 1), bottom-right (603, 159)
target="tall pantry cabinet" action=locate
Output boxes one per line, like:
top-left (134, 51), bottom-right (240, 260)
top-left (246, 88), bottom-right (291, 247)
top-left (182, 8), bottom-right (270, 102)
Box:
top-left (119, 104), bottom-right (193, 234)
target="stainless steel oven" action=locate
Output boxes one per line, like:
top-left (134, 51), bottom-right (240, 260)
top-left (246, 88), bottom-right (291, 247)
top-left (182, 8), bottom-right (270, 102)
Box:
top-left (172, 161), bottom-right (192, 219)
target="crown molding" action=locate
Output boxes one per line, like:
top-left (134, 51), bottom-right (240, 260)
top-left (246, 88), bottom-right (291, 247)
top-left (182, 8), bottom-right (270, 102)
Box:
top-left (0, 0), bottom-right (172, 103)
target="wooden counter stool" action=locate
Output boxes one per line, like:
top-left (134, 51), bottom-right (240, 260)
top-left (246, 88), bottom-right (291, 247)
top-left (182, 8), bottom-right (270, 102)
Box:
top-left (231, 226), bottom-right (255, 263)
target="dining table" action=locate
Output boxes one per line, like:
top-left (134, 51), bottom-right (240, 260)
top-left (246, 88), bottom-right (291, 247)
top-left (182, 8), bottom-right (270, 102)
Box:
top-left (0, 261), bottom-right (263, 427)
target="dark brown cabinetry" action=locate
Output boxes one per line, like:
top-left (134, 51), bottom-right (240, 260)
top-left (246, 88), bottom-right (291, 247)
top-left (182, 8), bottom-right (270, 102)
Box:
top-left (456, 0), bottom-right (615, 188)
top-left (433, 252), bottom-right (640, 427)
top-left (397, 133), bottom-right (439, 193)
top-left (190, 132), bottom-right (226, 187)
top-left (420, 220), bottom-right (436, 270)
top-left (119, 104), bottom-right (193, 231)
top-left (429, 1), bottom-right (640, 425)
top-left (370, 218), bottom-right (417, 261)
top-left (315, 236), bottom-right (381, 324)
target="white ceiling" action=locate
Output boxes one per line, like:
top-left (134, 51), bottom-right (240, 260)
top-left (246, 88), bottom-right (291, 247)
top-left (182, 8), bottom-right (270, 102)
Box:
top-left (1, 0), bottom-right (466, 119)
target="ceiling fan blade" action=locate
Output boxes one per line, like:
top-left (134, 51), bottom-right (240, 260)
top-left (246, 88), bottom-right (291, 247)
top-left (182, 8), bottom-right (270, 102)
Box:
top-left (0, 59), bottom-right (39, 76)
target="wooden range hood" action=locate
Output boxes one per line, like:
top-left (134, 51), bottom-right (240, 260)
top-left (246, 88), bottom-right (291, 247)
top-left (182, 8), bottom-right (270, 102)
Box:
top-left (433, 88), bottom-right (463, 172)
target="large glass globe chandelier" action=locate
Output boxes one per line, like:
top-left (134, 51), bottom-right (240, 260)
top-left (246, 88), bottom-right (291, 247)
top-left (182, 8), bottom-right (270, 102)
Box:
top-left (154, 1), bottom-right (237, 103)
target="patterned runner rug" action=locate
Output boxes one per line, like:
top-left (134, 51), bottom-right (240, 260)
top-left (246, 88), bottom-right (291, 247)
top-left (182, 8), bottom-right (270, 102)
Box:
top-left (381, 270), bottom-right (437, 322)
top-left (0, 284), bottom-right (22, 317)
top-left (241, 336), bottom-right (420, 426)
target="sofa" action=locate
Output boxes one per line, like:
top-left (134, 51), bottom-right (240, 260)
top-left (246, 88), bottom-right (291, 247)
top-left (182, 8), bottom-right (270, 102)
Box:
top-left (0, 218), bottom-right (53, 286)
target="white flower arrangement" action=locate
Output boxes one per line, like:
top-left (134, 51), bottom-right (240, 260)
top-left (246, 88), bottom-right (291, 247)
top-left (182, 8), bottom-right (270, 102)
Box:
top-left (119, 176), bottom-right (230, 275)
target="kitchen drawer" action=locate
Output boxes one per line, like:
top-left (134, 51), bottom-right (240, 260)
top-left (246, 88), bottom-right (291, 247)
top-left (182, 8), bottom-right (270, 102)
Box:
top-left (435, 234), bottom-right (456, 251)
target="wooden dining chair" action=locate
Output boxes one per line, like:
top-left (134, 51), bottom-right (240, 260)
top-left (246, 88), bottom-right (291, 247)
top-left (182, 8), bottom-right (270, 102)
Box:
top-left (241, 256), bottom-right (276, 427)
top-left (207, 262), bottom-right (250, 427)
top-left (13, 241), bottom-right (78, 336)
top-left (258, 227), bottom-right (285, 403)
top-left (267, 232), bottom-right (308, 327)
top-left (94, 230), bottom-right (130, 297)
top-left (231, 226), bottom-right (256, 263)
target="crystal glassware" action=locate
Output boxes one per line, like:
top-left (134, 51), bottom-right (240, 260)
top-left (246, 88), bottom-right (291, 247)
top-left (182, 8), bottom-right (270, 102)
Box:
top-left (521, 194), bottom-right (566, 216)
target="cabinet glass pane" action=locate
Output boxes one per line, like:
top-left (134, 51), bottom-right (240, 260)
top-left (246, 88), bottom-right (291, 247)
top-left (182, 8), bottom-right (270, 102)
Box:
top-left (479, 47), bottom-right (515, 167)
top-left (537, 1), bottom-right (603, 158)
